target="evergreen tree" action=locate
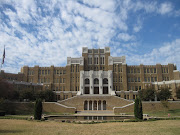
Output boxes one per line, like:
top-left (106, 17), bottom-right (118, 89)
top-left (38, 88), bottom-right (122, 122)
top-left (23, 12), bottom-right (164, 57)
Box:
top-left (134, 97), bottom-right (143, 120)
top-left (34, 99), bottom-right (42, 120)
top-left (176, 87), bottom-right (180, 99)
top-left (138, 99), bottom-right (143, 120)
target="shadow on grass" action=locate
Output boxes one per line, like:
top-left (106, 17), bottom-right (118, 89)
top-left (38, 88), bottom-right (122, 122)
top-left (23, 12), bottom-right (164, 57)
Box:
top-left (0, 130), bottom-right (23, 134)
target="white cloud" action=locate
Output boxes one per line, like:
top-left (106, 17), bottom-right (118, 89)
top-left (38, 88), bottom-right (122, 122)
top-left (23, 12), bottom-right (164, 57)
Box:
top-left (0, 0), bottom-right (179, 73)
top-left (125, 39), bottom-right (180, 69)
top-left (158, 2), bottom-right (173, 15)
top-left (118, 33), bottom-right (135, 41)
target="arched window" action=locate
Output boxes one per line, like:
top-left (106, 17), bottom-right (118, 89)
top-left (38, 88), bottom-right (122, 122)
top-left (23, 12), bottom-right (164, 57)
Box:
top-left (85, 78), bottom-right (90, 84)
top-left (94, 78), bottom-right (99, 84)
top-left (98, 101), bottom-right (101, 110)
top-left (89, 100), bottom-right (92, 110)
top-left (103, 78), bottom-right (108, 84)
top-left (103, 100), bottom-right (106, 110)
top-left (84, 100), bottom-right (88, 110)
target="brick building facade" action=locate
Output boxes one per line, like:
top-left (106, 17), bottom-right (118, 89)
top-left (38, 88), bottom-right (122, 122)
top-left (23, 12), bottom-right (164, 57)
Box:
top-left (1, 47), bottom-right (180, 101)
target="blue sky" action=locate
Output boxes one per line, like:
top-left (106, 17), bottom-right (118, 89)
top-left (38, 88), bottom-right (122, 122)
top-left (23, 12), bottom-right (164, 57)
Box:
top-left (0, 0), bottom-right (180, 73)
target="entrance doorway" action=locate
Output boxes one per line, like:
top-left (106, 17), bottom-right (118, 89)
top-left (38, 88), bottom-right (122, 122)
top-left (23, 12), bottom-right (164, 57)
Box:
top-left (84, 87), bottom-right (90, 94)
top-left (94, 87), bottom-right (99, 94)
top-left (103, 87), bottom-right (108, 94)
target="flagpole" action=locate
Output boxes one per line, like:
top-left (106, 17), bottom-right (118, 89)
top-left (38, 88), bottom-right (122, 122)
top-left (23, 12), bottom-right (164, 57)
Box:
top-left (0, 45), bottom-right (5, 72)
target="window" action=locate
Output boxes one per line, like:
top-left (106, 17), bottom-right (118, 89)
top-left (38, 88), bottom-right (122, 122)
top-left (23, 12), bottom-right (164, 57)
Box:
top-left (147, 68), bottom-right (149, 73)
top-left (138, 77), bottom-right (140, 82)
top-left (131, 69), bottom-right (133, 73)
top-left (144, 69), bottom-right (146, 73)
top-left (137, 69), bottom-right (140, 73)
top-left (103, 78), bottom-right (108, 84)
top-left (85, 78), bottom-right (89, 84)
top-left (135, 77), bottom-right (137, 82)
top-left (94, 78), bottom-right (99, 84)
top-left (150, 69), bottom-right (153, 73)
top-left (154, 68), bottom-right (156, 73)
top-left (151, 77), bottom-right (154, 82)
top-left (60, 78), bottom-right (62, 83)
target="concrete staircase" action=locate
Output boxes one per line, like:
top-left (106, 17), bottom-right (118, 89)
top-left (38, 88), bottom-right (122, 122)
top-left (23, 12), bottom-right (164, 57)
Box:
top-left (57, 95), bottom-right (133, 111)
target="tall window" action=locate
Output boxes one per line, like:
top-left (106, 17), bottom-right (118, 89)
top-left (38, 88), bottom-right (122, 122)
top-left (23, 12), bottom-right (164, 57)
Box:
top-left (85, 78), bottom-right (90, 84)
top-left (103, 78), bottom-right (108, 84)
top-left (94, 78), bottom-right (99, 84)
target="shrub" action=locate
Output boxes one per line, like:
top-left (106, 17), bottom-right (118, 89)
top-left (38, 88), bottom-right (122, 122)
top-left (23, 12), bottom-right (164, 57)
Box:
top-left (34, 99), bottom-right (42, 120)
top-left (134, 97), bottom-right (143, 120)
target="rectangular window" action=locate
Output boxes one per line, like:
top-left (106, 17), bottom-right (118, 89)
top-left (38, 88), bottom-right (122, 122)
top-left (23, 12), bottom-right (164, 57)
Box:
top-left (147, 69), bottom-right (149, 73)
top-left (60, 78), bottom-right (62, 83)
top-left (138, 77), bottom-right (140, 82)
top-left (94, 57), bottom-right (96, 64)
top-left (144, 69), bottom-right (146, 73)
top-left (151, 69), bottom-right (153, 73)
top-left (131, 69), bottom-right (133, 73)
top-left (48, 70), bottom-right (50, 74)
top-left (42, 70), bottom-right (44, 75)
top-left (137, 69), bottom-right (140, 73)
top-left (154, 68), bottom-right (156, 73)
top-left (155, 77), bottom-right (157, 81)
top-left (45, 70), bottom-right (47, 75)
top-left (135, 77), bottom-right (137, 82)
top-left (148, 77), bottom-right (150, 82)
top-left (151, 77), bottom-right (154, 82)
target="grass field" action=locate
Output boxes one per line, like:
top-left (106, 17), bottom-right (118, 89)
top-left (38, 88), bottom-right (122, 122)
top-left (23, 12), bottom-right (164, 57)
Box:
top-left (0, 119), bottom-right (180, 135)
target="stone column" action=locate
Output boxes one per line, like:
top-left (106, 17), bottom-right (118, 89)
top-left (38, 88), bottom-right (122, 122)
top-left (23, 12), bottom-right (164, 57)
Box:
top-left (92, 101), bottom-right (94, 110)
top-left (80, 71), bottom-right (84, 94)
top-left (99, 70), bottom-right (103, 94)
top-left (90, 71), bottom-right (94, 94)
top-left (101, 101), bottom-right (103, 110)
top-left (87, 100), bottom-right (89, 110)
top-left (108, 70), bottom-right (114, 95)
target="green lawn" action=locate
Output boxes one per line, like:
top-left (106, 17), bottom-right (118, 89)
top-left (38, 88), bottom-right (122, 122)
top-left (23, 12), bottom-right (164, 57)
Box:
top-left (0, 119), bottom-right (180, 135)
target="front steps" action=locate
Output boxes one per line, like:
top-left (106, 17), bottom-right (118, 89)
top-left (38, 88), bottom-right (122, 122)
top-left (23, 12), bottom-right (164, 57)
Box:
top-left (57, 95), bottom-right (133, 111)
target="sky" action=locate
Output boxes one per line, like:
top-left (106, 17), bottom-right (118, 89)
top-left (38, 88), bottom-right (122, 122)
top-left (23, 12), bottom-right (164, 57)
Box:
top-left (0, 0), bottom-right (180, 73)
